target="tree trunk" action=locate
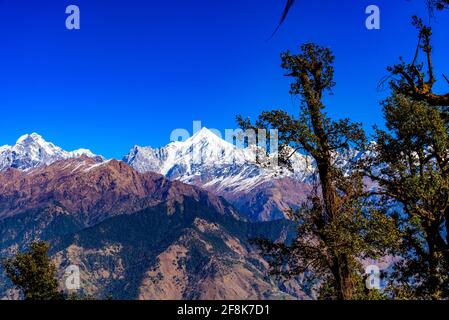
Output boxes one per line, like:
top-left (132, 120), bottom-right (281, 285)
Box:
top-left (316, 154), bottom-right (353, 300)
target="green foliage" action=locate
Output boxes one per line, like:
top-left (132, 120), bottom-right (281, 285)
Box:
top-left (238, 43), bottom-right (399, 300)
top-left (386, 16), bottom-right (449, 107)
top-left (367, 18), bottom-right (449, 299)
top-left (1, 241), bottom-right (63, 300)
top-left (2, 241), bottom-right (107, 300)
top-left (371, 94), bottom-right (449, 299)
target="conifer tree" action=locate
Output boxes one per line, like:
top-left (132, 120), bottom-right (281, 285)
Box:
top-left (2, 241), bottom-right (63, 300)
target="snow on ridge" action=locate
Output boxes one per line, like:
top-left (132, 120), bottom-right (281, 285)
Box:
top-left (69, 148), bottom-right (97, 158)
top-left (83, 159), bottom-right (112, 172)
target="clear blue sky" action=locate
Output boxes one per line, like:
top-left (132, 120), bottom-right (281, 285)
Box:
top-left (0, 0), bottom-right (448, 159)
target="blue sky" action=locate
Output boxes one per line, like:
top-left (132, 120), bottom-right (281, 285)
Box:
top-left (0, 0), bottom-right (448, 159)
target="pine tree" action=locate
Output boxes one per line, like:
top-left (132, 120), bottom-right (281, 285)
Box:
top-left (238, 43), bottom-right (399, 300)
top-left (1, 241), bottom-right (64, 300)
top-left (367, 17), bottom-right (449, 299)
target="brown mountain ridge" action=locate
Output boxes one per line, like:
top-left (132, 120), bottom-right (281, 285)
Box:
top-left (0, 157), bottom-right (306, 300)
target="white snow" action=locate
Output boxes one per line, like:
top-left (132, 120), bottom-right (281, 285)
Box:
top-left (124, 127), bottom-right (315, 192)
top-left (0, 133), bottom-right (99, 171)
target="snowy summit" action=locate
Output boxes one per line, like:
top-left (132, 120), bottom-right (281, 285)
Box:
top-left (0, 133), bottom-right (97, 171)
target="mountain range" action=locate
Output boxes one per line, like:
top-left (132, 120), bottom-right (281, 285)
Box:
top-left (0, 133), bottom-right (314, 300)
top-left (0, 130), bottom-right (314, 221)
top-left (124, 128), bottom-right (315, 221)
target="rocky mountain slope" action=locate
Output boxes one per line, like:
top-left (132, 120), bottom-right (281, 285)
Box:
top-left (50, 200), bottom-right (302, 300)
top-left (0, 156), bottom-right (239, 225)
top-left (0, 158), bottom-right (305, 300)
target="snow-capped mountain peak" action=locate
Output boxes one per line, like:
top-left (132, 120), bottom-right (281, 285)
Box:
top-left (16, 132), bottom-right (44, 144)
top-left (14, 133), bottom-right (64, 157)
top-left (69, 148), bottom-right (97, 158)
top-left (185, 127), bottom-right (227, 144)
top-left (124, 127), bottom-right (313, 189)
top-left (0, 133), bottom-right (98, 171)
top-left (123, 127), bottom-right (316, 221)
top-left (125, 127), bottom-right (252, 177)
